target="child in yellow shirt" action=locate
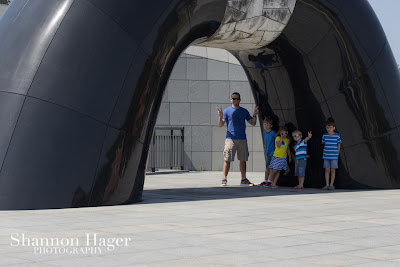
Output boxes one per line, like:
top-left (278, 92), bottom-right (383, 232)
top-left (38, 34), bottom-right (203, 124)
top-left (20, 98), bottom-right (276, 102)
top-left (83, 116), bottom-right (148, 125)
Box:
top-left (269, 126), bottom-right (292, 188)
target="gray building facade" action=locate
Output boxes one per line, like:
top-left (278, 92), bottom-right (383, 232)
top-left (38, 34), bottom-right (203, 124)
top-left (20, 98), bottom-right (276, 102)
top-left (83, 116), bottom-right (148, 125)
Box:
top-left (0, 4), bottom-right (7, 16)
top-left (157, 46), bottom-right (265, 172)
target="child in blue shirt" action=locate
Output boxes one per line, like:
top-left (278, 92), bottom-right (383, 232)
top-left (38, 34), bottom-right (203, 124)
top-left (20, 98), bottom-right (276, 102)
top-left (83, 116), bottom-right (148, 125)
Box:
top-left (258, 117), bottom-right (276, 187)
top-left (322, 118), bottom-right (342, 190)
top-left (292, 130), bottom-right (312, 189)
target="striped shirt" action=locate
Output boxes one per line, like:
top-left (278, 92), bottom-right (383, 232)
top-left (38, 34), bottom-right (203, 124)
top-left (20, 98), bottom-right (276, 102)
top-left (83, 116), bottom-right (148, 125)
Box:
top-left (322, 133), bottom-right (342, 160)
top-left (294, 139), bottom-right (307, 160)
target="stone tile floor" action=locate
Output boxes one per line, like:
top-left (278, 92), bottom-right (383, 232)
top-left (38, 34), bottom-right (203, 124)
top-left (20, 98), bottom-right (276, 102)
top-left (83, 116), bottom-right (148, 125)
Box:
top-left (1, 171), bottom-right (400, 266)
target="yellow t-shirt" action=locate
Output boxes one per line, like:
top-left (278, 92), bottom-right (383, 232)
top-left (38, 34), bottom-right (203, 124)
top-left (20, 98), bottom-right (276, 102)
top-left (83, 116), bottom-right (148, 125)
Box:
top-left (273, 136), bottom-right (290, 158)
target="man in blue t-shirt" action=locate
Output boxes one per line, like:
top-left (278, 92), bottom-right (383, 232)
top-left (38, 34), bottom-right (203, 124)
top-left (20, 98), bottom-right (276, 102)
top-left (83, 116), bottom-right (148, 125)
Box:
top-left (217, 92), bottom-right (258, 186)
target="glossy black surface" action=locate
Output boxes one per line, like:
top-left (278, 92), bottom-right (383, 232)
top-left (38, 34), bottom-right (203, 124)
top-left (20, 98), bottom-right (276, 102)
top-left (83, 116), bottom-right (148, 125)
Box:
top-left (0, 0), bottom-right (74, 94)
top-left (373, 42), bottom-right (400, 126)
top-left (0, 0), bottom-right (399, 209)
top-left (88, 127), bottom-right (144, 206)
top-left (0, 92), bottom-right (25, 167)
top-left (0, 0), bottom-right (226, 209)
top-left (340, 0), bottom-right (386, 62)
top-left (0, 98), bottom-right (106, 209)
top-left (87, 0), bottom-right (174, 44)
top-left (28, 0), bottom-right (137, 123)
top-left (236, 0), bottom-right (400, 189)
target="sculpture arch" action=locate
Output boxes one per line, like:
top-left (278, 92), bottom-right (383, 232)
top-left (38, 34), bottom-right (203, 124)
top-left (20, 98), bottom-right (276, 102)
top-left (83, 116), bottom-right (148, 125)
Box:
top-left (0, 0), bottom-right (399, 209)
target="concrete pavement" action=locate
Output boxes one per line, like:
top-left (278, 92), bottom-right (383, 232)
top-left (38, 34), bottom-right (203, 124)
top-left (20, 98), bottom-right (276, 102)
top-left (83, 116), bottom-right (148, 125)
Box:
top-left (1, 171), bottom-right (400, 266)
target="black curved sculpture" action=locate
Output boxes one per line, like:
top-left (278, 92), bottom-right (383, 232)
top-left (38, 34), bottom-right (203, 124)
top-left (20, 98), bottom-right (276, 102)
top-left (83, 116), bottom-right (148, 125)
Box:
top-left (0, 0), bottom-right (399, 209)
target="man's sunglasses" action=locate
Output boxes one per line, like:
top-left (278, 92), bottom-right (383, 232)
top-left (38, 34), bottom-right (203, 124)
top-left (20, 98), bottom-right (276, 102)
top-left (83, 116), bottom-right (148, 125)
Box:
top-left (293, 134), bottom-right (301, 137)
top-left (232, 98), bottom-right (240, 100)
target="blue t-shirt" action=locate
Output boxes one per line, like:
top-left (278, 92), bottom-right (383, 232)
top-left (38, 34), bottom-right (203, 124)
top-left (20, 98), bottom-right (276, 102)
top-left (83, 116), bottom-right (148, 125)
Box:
top-left (263, 130), bottom-right (276, 156)
top-left (294, 139), bottom-right (307, 160)
top-left (322, 133), bottom-right (342, 160)
top-left (223, 106), bottom-right (252, 140)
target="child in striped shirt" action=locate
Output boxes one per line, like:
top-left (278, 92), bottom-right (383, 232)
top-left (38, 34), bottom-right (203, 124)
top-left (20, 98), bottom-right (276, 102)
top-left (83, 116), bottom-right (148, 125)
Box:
top-left (292, 130), bottom-right (312, 189)
top-left (322, 118), bottom-right (342, 190)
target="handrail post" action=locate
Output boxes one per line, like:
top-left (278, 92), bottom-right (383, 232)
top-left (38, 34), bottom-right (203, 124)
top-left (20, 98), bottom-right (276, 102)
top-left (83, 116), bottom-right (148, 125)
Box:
top-left (170, 129), bottom-right (173, 169)
top-left (151, 130), bottom-right (155, 172)
top-left (181, 128), bottom-right (184, 170)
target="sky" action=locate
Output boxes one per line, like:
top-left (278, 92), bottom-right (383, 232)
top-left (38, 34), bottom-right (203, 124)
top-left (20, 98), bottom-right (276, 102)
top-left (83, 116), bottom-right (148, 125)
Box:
top-left (368, 0), bottom-right (400, 65)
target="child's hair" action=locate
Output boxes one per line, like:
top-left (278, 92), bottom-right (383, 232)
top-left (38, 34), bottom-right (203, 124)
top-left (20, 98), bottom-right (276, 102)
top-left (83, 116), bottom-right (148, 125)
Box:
top-left (276, 126), bottom-right (289, 138)
top-left (325, 117), bottom-right (336, 127)
top-left (263, 116), bottom-right (273, 125)
top-left (292, 130), bottom-right (302, 137)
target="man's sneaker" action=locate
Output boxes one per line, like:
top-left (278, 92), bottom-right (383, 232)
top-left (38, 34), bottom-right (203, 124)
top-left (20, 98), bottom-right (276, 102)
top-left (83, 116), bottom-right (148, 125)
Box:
top-left (266, 181), bottom-right (272, 187)
top-left (240, 178), bottom-right (254, 186)
top-left (329, 185), bottom-right (335, 190)
top-left (258, 181), bottom-right (268, 187)
top-left (322, 185), bottom-right (329, 190)
top-left (221, 179), bottom-right (227, 186)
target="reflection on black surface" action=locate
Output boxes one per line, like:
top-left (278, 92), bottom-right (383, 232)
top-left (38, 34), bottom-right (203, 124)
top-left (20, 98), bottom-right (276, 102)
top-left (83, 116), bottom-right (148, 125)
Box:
top-left (248, 51), bottom-right (279, 69)
top-left (236, 0), bottom-right (400, 189)
top-left (89, 127), bottom-right (144, 206)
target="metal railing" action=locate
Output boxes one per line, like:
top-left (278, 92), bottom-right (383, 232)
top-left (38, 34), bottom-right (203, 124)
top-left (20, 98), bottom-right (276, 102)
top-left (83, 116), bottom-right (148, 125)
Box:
top-left (148, 127), bottom-right (184, 172)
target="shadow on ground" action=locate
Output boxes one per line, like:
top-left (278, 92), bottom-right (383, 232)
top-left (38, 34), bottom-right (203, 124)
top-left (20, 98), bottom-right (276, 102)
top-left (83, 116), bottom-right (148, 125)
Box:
top-left (140, 186), bottom-right (380, 204)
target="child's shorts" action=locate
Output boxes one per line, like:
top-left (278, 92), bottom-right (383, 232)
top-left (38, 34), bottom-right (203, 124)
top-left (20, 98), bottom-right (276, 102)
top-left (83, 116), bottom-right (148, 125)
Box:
top-left (269, 156), bottom-right (287, 171)
top-left (265, 155), bottom-right (273, 167)
top-left (295, 158), bottom-right (307, 176)
top-left (324, 159), bottom-right (338, 169)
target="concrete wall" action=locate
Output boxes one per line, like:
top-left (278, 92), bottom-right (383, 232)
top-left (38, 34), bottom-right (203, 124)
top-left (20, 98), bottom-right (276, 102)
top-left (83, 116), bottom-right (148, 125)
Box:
top-left (0, 4), bottom-right (7, 16)
top-left (156, 46), bottom-right (265, 172)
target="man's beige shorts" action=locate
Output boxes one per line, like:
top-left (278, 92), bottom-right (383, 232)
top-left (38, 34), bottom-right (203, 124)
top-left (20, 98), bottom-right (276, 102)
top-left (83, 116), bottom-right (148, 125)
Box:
top-left (223, 139), bottom-right (249, 162)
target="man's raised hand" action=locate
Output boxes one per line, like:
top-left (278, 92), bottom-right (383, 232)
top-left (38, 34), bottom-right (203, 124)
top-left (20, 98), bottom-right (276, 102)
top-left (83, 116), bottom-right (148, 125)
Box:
top-left (216, 106), bottom-right (223, 117)
top-left (253, 106), bottom-right (259, 116)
